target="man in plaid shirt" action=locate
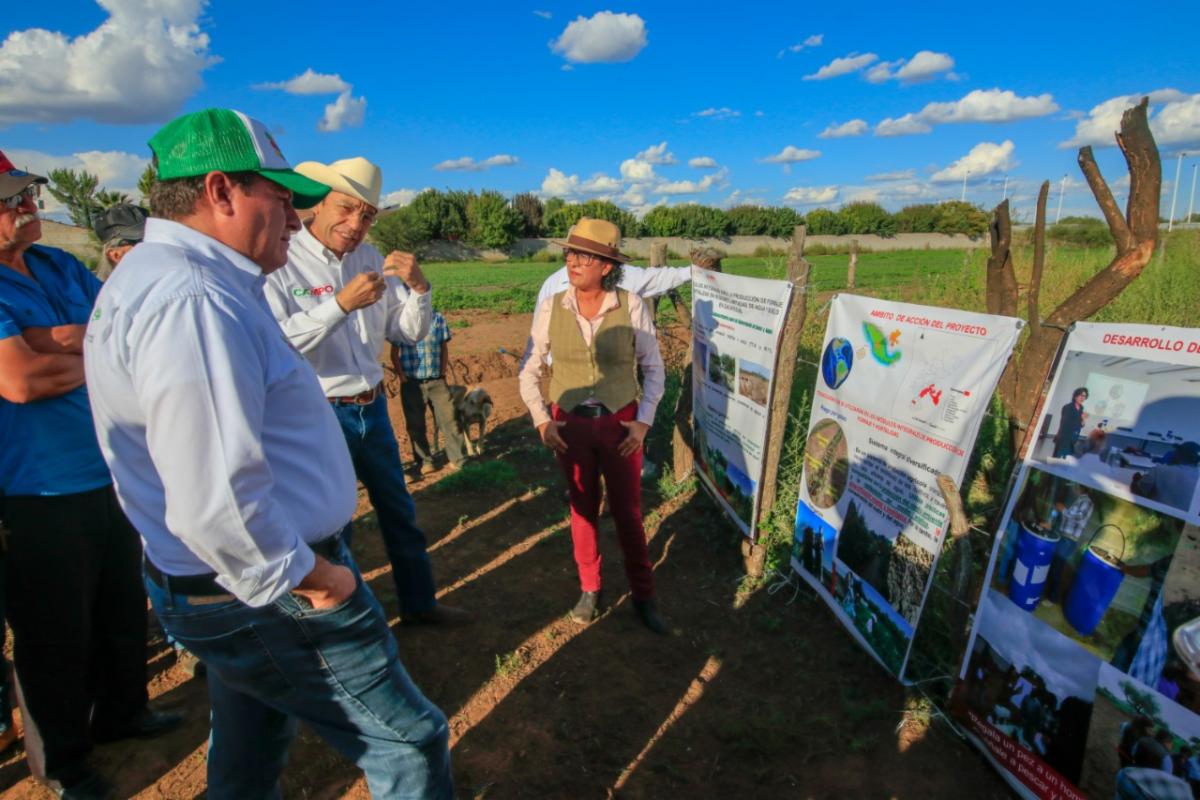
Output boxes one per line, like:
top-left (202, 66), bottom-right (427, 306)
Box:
top-left (1049, 483), bottom-right (1094, 603)
top-left (391, 311), bottom-right (467, 475)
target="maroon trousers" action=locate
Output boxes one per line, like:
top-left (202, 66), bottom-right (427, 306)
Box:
top-left (553, 402), bottom-right (655, 601)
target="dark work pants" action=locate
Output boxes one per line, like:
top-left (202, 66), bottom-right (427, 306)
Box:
top-left (399, 377), bottom-right (466, 467)
top-left (4, 485), bottom-right (149, 782)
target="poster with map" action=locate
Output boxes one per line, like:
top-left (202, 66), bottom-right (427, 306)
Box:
top-left (691, 268), bottom-right (793, 537)
top-left (791, 294), bottom-right (1022, 679)
top-left (951, 323), bottom-right (1200, 800)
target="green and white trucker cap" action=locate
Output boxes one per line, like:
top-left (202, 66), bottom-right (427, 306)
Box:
top-left (149, 109), bottom-right (330, 209)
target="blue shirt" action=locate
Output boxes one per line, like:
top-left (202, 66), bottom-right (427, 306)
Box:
top-left (397, 311), bottom-right (451, 380)
top-left (84, 220), bottom-right (357, 607)
top-left (0, 245), bottom-right (111, 495)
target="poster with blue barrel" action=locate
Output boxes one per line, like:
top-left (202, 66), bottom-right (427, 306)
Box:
top-left (790, 294), bottom-right (1021, 680)
top-left (951, 322), bottom-right (1200, 800)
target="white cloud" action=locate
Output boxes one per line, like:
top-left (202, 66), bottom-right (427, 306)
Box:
top-left (760, 146), bottom-right (822, 164)
top-left (619, 157), bottom-right (656, 182)
top-left (0, 0), bottom-right (213, 125)
top-left (317, 91), bottom-right (366, 132)
top-left (688, 156), bottom-right (718, 168)
top-left (636, 142), bottom-right (677, 165)
top-left (931, 140), bottom-right (1016, 182)
top-left (866, 169), bottom-right (917, 182)
top-left (783, 186), bottom-right (839, 205)
top-left (540, 168), bottom-right (622, 198)
top-left (1060, 89), bottom-right (1196, 148)
top-left (533, 9), bottom-right (552, 19)
top-left (865, 50), bottom-right (956, 84)
top-left (874, 114), bottom-right (932, 136)
top-left (550, 11), bottom-right (647, 63)
top-left (254, 68), bottom-right (349, 95)
top-left (777, 33), bottom-right (823, 57)
top-left (803, 52), bottom-right (878, 81)
top-left (693, 107), bottom-right (741, 120)
top-left (875, 88), bottom-right (1058, 137)
top-left (819, 119), bottom-right (868, 139)
top-left (433, 154), bottom-right (520, 172)
top-left (657, 169), bottom-right (727, 196)
top-left (1153, 93), bottom-right (1200, 146)
top-left (381, 188), bottom-right (426, 208)
top-left (719, 190), bottom-right (769, 208)
top-left (5, 147), bottom-right (147, 213)
top-left (921, 88), bottom-right (1059, 124)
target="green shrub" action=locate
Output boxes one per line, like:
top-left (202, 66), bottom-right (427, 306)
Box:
top-left (466, 190), bottom-right (523, 249)
top-left (512, 192), bottom-right (543, 237)
top-left (1047, 218), bottom-right (1114, 248)
top-left (836, 201), bottom-right (897, 237)
top-left (894, 201), bottom-right (988, 236)
top-left (641, 206), bottom-right (685, 237)
top-left (543, 200), bottom-right (639, 238)
top-left (371, 205), bottom-right (426, 252)
top-left (804, 208), bottom-right (846, 235)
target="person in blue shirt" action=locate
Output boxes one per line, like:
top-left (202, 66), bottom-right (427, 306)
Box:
top-left (0, 152), bottom-right (181, 799)
top-left (391, 310), bottom-right (468, 475)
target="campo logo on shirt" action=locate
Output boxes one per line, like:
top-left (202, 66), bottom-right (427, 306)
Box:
top-left (292, 285), bottom-right (335, 297)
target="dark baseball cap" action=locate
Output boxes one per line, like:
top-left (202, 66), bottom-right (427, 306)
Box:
top-left (93, 204), bottom-right (149, 244)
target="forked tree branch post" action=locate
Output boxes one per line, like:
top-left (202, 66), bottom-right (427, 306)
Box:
top-left (992, 98), bottom-right (1161, 449)
top-left (755, 225), bottom-right (812, 528)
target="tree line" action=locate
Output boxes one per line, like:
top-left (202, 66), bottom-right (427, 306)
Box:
top-left (371, 189), bottom-right (997, 253)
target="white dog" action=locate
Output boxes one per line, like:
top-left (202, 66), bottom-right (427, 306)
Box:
top-left (441, 386), bottom-right (493, 457)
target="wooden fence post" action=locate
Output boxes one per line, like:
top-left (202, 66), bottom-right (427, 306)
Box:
top-left (754, 225), bottom-right (812, 533)
top-left (847, 239), bottom-right (858, 289)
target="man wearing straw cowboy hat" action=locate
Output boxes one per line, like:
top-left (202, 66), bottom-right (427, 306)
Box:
top-left (84, 109), bottom-right (453, 798)
top-left (264, 156), bottom-right (473, 627)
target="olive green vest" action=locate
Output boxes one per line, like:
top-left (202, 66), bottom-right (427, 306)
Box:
top-left (548, 289), bottom-right (638, 413)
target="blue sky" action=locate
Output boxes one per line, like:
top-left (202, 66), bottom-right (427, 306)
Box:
top-left (3, 0), bottom-right (1198, 222)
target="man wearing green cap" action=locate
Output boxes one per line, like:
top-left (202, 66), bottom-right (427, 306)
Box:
top-left (84, 109), bottom-right (453, 799)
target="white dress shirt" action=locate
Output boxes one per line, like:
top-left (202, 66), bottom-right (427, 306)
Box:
top-left (519, 288), bottom-right (665, 429)
top-left (264, 225), bottom-right (431, 397)
top-left (84, 219), bottom-right (358, 607)
top-left (534, 264), bottom-right (692, 310)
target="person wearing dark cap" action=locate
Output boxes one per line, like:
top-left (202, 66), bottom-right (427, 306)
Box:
top-left (92, 204), bottom-right (148, 280)
top-left (83, 109), bottom-right (453, 799)
top-left (0, 150), bottom-right (181, 799)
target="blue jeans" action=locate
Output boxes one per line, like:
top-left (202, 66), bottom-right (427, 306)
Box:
top-left (332, 395), bottom-right (437, 616)
top-left (145, 538), bottom-right (452, 799)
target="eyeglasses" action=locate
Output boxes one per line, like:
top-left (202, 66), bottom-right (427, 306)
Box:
top-left (1, 186), bottom-right (38, 210)
top-left (564, 248), bottom-right (607, 266)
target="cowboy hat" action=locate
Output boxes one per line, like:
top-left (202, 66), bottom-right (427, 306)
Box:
top-left (0, 149), bottom-right (47, 200)
top-left (552, 218), bottom-right (633, 264)
top-left (294, 157), bottom-right (383, 209)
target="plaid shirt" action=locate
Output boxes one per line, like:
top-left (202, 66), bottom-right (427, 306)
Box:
top-left (397, 312), bottom-right (451, 380)
top-left (1115, 767), bottom-right (1193, 800)
top-left (1060, 495), bottom-right (1094, 540)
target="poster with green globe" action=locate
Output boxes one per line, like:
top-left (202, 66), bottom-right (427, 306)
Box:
top-left (792, 294), bottom-right (1021, 680)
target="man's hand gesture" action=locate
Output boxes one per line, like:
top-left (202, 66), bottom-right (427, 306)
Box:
top-left (335, 272), bottom-right (386, 313)
top-left (383, 251), bottom-right (430, 294)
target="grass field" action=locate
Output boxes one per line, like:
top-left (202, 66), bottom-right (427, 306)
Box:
top-left (423, 231), bottom-right (1199, 329)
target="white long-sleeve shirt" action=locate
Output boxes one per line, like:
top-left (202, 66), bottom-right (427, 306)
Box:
top-left (84, 219), bottom-right (357, 606)
top-left (264, 225), bottom-right (431, 397)
top-left (534, 264), bottom-right (692, 310)
top-left (519, 288), bottom-right (665, 429)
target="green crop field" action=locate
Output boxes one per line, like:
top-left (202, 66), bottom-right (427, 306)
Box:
top-left (421, 231), bottom-right (1199, 331)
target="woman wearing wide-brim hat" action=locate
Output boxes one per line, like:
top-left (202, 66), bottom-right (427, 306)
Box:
top-left (518, 218), bottom-right (668, 633)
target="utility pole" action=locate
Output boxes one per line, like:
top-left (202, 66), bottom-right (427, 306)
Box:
top-left (1188, 161), bottom-right (1197, 227)
top-left (960, 170), bottom-right (968, 203)
top-left (1055, 174), bottom-right (1067, 224)
top-left (1167, 151), bottom-right (1185, 232)
top-left (1002, 174), bottom-right (1009, 201)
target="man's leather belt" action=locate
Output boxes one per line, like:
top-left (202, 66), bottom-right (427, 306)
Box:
top-left (145, 534), bottom-right (343, 597)
top-left (570, 404), bottom-right (612, 418)
top-left (328, 382), bottom-right (383, 405)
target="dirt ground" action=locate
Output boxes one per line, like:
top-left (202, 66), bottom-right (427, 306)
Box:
top-left (0, 309), bottom-right (1011, 799)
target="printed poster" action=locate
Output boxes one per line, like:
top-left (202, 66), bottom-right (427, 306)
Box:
top-left (952, 323), bottom-right (1200, 800)
top-left (691, 267), bottom-right (793, 537)
top-left (790, 294), bottom-right (1021, 678)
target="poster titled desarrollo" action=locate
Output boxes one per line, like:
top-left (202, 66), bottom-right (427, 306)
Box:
top-left (791, 294), bottom-right (1021, 678)
top-left (690, 268), bottom-right (792, 537)
top-left (952, 323), bottom-right (1200, 800)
